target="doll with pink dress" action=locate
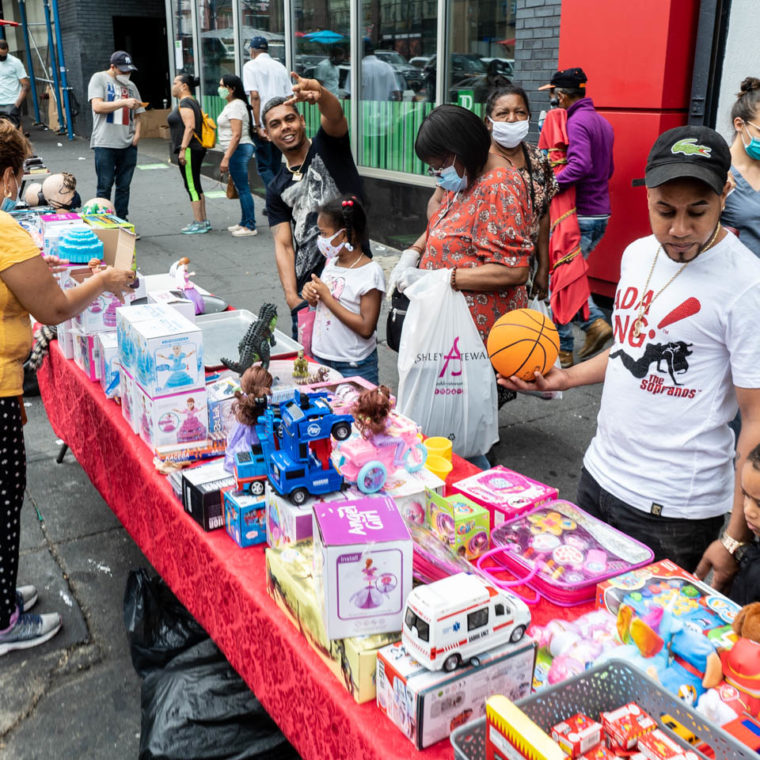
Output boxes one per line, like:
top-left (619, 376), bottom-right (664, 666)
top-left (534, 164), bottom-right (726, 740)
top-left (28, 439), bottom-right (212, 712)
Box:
top-left (175, 397), bottom-right (206, 443)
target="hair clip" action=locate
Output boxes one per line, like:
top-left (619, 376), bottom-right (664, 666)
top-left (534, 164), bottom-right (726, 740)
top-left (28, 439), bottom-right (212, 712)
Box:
top-left (342, 199), bottom-right (354, 207)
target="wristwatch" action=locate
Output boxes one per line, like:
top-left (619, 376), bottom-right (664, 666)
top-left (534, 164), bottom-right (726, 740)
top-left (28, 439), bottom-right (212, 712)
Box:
top-left (720, 532), bottom-right (747, 558)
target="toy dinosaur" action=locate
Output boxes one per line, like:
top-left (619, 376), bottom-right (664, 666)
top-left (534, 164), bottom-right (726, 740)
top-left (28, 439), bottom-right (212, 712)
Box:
top-left (222, 303), bottom-right (278, 373)
top-left (295, 365), bottom-right (330, 387)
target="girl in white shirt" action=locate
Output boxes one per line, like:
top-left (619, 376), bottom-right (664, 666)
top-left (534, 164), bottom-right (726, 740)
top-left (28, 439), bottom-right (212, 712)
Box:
top-left (302, 195), bottom-right (385, 384)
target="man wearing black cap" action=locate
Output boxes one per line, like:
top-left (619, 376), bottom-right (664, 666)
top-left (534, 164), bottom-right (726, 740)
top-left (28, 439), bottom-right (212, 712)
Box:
top-left (242, 36), bottom-right (292, 186)
top-left (499, 125), bottom-right (760, 593)
top-left (539, 67), bottom-right (614, 367)
top-left (87, 51), bottom-right (145, 220)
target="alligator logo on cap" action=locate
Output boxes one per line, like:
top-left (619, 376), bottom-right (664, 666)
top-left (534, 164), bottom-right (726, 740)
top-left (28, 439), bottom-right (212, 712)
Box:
top-left (671, 138), bottom-right (711, 158)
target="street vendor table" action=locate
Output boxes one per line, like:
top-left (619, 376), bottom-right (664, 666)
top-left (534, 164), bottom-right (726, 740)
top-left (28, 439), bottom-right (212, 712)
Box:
top-left (38, 340), bottom-right (592, 759)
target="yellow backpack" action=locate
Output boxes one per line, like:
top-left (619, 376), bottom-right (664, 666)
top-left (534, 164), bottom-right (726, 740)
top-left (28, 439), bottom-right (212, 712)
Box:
top-left (194, 108), bottom-right (217, 149)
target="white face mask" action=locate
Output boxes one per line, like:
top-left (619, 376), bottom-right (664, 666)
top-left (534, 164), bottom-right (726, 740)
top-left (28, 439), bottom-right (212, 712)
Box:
top-left (489, 117), bottom-right (530, 149)
top-left (115, 73), bottom-right (131, 86)
top-left (316, 229), bottom-right (352, 259)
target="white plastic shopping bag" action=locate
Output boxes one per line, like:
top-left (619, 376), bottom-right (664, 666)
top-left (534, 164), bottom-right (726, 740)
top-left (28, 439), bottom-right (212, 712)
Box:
top-left (518, 297), bottom-right (563, 401)
top-left (397, 269), bottom-right (498, 458)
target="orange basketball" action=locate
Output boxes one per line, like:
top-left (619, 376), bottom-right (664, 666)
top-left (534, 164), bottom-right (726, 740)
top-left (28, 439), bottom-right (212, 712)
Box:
top-left (487, 308), bottom-right (559, 380)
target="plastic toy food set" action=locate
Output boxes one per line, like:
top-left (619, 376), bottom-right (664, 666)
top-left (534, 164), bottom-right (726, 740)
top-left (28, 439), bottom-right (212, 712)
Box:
top-left (451, 466), bottom-right (558, 529)
top-left (481, 500), bottom-right (654, 606)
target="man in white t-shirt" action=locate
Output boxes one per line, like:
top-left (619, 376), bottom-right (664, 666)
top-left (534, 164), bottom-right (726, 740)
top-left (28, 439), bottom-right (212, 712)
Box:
top-left (0, 40), bottom-right (29, 129)
top-left (499, 125), bottom-right (760, 592)
top-left (242, 36), bottom-right (292, 187)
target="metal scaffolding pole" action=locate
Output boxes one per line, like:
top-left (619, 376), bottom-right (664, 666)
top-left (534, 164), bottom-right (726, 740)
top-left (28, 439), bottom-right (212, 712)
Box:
top-left (42, 0), bottom-right (65, 133)
top-left (49, 0), bottom-right (73, 139)
top-left (16, 2), bottom-right (42, 124)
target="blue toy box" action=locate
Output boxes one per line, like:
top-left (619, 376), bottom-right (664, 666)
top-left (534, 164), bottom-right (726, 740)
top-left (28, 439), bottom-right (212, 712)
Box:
top-left (97, 332), bottom-right (120, 399)
top-left (224, 489), bottom-right (266, 548)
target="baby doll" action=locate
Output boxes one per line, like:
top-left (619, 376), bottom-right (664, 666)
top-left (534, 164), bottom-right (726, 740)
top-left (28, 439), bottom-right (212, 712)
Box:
top-left (224, 366), bottom-right (273, 473)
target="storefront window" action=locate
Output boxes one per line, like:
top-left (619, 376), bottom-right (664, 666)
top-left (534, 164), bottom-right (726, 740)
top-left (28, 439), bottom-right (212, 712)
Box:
top-left (172, 0), bottom-right (196, 79)
top-left (199, 0), bottom-right (237, 120)
top-left (446, 0), bottom-right (515, 112)
top-left (241, 0), bottom-right (287, 65)
top-left (292, 0), bottom-right (351, 135)
top-left (357, 0), bottom-right (438, 174)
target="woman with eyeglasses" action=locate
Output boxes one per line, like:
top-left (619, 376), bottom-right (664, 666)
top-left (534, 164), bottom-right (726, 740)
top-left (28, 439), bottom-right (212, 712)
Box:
top-left (721, 77), bottom-right (760, 257)
top-left (390, 104), bottom-right (533, 343)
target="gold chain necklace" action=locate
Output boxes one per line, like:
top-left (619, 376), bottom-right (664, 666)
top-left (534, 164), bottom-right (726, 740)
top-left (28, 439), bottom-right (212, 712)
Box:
top-left (285, 139), bottom-right (312, 182)
top-left (632, 224), bottom-right (722, 339)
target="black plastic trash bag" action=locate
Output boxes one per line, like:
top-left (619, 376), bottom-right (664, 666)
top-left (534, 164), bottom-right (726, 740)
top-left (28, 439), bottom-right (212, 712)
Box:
top-left (125, 570), bottom-right (300, 760)
top-left (124, 569), bottom-right (208, 678)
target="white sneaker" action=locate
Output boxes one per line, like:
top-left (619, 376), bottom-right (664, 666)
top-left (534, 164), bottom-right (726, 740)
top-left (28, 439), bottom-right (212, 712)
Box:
top-left (0, 610), bottom-right (62, 655)
top-left (231, 227), bottom-right (258, 237)
top-left (227, 224), bottom-right (242, 232)
top-left (16, 585), bottom-right (37, 613)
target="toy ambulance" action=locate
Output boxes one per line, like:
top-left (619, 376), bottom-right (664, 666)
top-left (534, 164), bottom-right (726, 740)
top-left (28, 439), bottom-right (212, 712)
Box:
top-left (401, 572), bottom-right (531, 671)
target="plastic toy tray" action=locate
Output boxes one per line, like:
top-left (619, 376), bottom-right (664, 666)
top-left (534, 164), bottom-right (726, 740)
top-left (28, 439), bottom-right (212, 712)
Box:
top-left (487, 500), bottom-right (654, 605)
top-left (196, 310), bottom-right (303, 369)
top-left (451, 659), bottom-right (755, 760)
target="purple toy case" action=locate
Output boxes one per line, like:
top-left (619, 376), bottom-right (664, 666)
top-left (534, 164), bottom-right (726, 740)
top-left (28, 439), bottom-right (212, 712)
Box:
top-left (488, 500), bottom-right (654, 606)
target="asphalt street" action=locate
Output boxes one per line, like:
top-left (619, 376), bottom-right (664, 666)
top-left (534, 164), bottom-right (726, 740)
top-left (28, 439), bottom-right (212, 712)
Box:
top-left (0, 122), bottom-right (603, 759)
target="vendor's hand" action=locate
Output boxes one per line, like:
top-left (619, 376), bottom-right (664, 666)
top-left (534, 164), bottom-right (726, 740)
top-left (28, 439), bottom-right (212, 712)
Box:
top-left (306, 273), bottom-right (330, 301)
top-left (220, 157), bottom-right (229, 173)
top-left (532, 268), bottom-right (549, 301)
top-left (694, 540), bottom-right (739, 592)
top-left (397, 267), bottom-right (426, 294)
top-left (497, 365), bottom-right (569, 394)
top-left (123, 97), bottom-right (140, 110)
top-left (43, 253), bottom-right (69, 274)
top-left (388, 248), bottom-right (422, 296)
top-left (97, 267), bottom-right (137, 303)
top-left (287, 73), bottom-right (322, 105)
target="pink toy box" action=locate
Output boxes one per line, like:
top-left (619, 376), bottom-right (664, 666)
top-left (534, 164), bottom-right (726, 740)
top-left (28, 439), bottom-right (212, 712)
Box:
top-left (299, 376), bottom-right (395, 415)
top-left (73, 333), bottom-right (99, 381)
top-left (376, 637), bottom-right (535, 749)
top-left (481, 500), bottom-right (655, 606)
top-left (135, 384), bottom-right (208, 452)
top-left (425, 488), bottom-right (490, 560)
top-left (450, 466), bottom-right (558, 529)
top-left (313, 495), bottom-right (413, 639)
top-left (265, 483), bottom-right (347, 549)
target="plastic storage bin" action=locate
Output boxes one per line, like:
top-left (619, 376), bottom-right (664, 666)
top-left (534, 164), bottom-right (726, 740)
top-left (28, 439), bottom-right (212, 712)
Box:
top-left (450, 659), bottom-right (756, 760)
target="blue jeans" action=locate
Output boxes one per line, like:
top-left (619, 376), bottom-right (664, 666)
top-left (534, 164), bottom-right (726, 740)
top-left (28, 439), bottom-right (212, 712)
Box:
top-left (314, 348), bottom-right (379, 385)
top-left (576, 467), bottom-right (723, 573)
top-left (557, 216), bottom-right (609, 351)
top-left (94, 145), bottom-right (138, 220)
top-left (228, 142), bottom-right (255, 230)
top-left (253, 132), bottom-right (282, 187)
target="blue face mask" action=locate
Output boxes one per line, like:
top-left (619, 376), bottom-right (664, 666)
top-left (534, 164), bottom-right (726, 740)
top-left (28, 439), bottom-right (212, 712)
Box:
top-left (437, 164), bottom-right (468, 193)
top-left (742, 123), bottom-right (760, 161)
top-left (1, 174), bottom-right (17, 213)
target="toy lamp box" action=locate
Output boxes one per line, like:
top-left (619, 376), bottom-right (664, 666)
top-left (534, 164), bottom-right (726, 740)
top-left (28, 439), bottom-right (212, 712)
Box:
top-left (224, 489), bottom-right (265, 548)
top-left (182, 459), bottom-right (236, 531)
top-left (40, 213), bottom-right (88, 257)
top-left (116, 304), bottom-right (204, 398)
top-left (595, 559), bottom-right (741, 644)
top-left (312, 495), bottom-right (413, 640)
top-left (206, 373), bottom-right (241, 438)
top-left (450, 465), bottom-right (558, 529)
top-left (265, 540), bottom-right (399, 703)
top-left (376, 638), bottom-right (535, 749)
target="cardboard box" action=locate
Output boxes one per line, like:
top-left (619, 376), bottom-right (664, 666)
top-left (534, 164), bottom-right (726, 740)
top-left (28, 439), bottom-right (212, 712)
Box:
top-left (601, 703), bottom-right (655, 752)
top-left (139, 108), bottom-right (171, 139)
top-left (40, 213), bottom-right (87, 257)
top-left (450, 465), bottom-right (559, 529)
top-left (136, 384), bottom-right (208, 452)
top-left (72, 332), bottom-right (99, 381)
top-left (313, 495), bottom-right (413, 639)
top-left (595, 559), bottom-right (740, 645)
top-left (265, 541), bottom-right (399, 703)
top-left (551, 714), bottom-right (602, 758)
top-left (206, 373), bottom-right (241, 438)
top-left (426, 488), bottom-right (489, 560)
top-left (181, 459), bottom-right (236, 531)
top-left (224, 489), bottom-right (266, 548)
top-left (148, 289), bottom-right (196, 323)
top-left (376, 638), bottom-right (536, 749)
top-left (375, 467), bottom-right (445, 525)
top-left (119, 366), bottom-right (140, 434)
top-left (117, 304), bottom-right (204, 397)
top-left (636, 728), bottom-right (699, 760)
top-left (97, 332), bottom-right (120, 398)
top-left (82, 213), bottom-right (135, 233)
top-left (57, 319), bottom-right (75, 359)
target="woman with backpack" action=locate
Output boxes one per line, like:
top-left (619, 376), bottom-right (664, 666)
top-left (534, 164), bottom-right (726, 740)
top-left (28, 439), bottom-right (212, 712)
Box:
top-left (217, 74), bottom-right (257, 237)
top-left (167, 74), bottom-right (210, 234)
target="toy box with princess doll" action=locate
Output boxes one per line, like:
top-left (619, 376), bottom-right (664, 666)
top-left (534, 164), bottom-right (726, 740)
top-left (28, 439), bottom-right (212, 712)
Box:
top-left (224, 489), bottom-right (266, 548)
top-left (97, 332), bottom-right (120, 398)
top-left (116, 304), bottom-right (204, 398)
top-left (425, 488), bottom-right (490, 560)
top-left (376, 637), bottom-right (535, 750)
top-left (299, 376), bottom-right (395, 415)
top-left (136, 384), bottom-right (208, 452)
top-left (119, 365), bottom-right (140, 434)
top-left (450, 465), bottom-right (558, 529)
top-left (313, 495), bottom-right (413, 639)
top-left (265, 540), bottom-right (399, 703)
top-left (73, 332), bottom-right (100, 382)
top-left (206, 373), bottom-right (241, 438)
top-left (478, 500), bottom-right (654, 606)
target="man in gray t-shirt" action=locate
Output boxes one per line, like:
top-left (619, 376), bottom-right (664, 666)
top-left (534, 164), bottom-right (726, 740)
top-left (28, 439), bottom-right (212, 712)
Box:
top-left (87, 51), bottom-right (145, 220)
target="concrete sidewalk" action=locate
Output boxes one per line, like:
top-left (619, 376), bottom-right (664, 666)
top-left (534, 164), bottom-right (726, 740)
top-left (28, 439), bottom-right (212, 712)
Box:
top-left (0, 124), bottom-right (602, 759)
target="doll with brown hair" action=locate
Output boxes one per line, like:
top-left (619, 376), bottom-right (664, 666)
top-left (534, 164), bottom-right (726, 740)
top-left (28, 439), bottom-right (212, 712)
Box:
top-left (224, 365), bottom-right (273, 472)
top-left (352, 385), bottom-right (393, 439)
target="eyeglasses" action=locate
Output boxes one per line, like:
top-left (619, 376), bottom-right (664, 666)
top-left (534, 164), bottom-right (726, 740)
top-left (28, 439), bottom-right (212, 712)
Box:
top-left (426, 155), bottom-right (455, 177)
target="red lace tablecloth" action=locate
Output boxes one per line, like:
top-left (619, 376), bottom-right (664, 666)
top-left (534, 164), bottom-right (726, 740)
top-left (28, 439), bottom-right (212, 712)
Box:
top-left (38, 341), bottom-right (590, 759)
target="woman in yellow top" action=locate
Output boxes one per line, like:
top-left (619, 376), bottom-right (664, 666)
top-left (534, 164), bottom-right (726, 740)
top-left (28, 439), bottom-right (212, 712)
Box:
top-left (0, 121), bottom-right (134, 656)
